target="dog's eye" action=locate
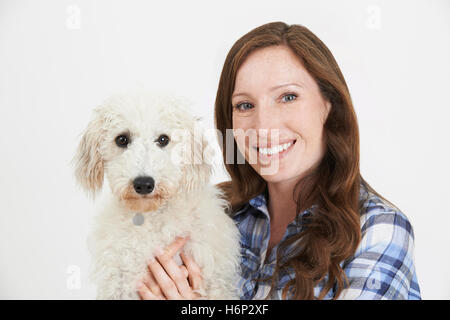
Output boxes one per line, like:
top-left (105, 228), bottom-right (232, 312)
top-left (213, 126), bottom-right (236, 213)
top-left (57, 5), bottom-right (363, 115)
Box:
top-left (115, 134), bottom-right (130, 148)
top-left (156, 134), bottom-right (170, 147)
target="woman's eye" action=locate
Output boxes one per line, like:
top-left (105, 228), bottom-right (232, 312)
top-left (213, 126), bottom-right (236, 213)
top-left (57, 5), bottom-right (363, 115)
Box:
top-left (115, 134), bottom-right (130, 148)
top-left (281, 93), bottom-right (297, 102)
top-left (156, 134), bottom-right (170, 147)
top-left (234, 102), bottom-right (253, 111)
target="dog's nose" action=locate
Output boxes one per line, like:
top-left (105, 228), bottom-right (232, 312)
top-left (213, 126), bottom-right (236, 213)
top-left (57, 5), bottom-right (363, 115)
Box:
top-left (133, 176), bottom-right (155, 195)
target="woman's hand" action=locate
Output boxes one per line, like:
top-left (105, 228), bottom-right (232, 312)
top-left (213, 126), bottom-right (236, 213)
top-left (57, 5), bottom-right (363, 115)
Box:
top-left (137, 236), bottom-right (204, 300)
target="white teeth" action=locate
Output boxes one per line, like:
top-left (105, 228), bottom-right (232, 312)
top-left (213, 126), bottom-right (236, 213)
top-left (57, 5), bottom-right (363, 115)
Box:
top-left (258, 141), bottom-right (293, 155)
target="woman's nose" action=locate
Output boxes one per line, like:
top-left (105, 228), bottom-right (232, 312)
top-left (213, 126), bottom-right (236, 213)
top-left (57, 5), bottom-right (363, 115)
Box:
top-left (253, 102), bottom-right (280, 134)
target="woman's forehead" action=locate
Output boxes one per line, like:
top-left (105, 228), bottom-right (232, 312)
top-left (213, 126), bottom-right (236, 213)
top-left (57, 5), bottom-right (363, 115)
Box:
top-left (233, 46), bottom-right (315, 93)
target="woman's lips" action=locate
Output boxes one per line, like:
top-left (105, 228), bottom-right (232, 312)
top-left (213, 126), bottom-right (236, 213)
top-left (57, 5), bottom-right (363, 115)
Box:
top-left (252, 139), bottom-right (297, 162)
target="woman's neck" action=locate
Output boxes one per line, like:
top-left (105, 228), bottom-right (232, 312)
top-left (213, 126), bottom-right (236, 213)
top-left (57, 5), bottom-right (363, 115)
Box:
top-left (266, 178), bottom-right (299, 226)
top-left (264, 178), bottom-right (300, 257)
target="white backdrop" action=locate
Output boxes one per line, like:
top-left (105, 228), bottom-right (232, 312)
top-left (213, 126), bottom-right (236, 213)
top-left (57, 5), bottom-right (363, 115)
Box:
top-left (0, 0), bottom-right (449, 299)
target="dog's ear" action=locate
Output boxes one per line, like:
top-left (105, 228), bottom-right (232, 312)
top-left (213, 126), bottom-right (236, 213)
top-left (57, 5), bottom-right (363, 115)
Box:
top-left (72, 110), bottom-right (105, 199)
top-left (181, 126), bottom-right (213, 192)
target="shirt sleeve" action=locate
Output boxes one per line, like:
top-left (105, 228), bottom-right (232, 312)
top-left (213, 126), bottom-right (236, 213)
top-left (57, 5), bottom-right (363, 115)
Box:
top-left (336, 208), bottom-right (421, 300)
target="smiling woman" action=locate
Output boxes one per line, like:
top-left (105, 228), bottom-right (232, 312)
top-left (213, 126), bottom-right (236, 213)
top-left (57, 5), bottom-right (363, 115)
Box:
top-left (231, 45), bottom-right (331, 184)
top-left (137, 21), bottom-right (421, 300)
top-left (214, 21), bottom-right (421, 300)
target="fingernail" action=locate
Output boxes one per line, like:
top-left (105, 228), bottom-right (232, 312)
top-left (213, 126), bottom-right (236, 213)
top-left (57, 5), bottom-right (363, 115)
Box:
top-left (147, 255), bottom-right (155, 263)
top-left (153, 247), bottom-right (163, 256)
top-left (137, 281), bottom-right (143, 289)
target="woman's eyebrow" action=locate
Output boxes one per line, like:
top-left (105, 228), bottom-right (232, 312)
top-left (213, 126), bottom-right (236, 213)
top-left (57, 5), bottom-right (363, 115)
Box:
top-left (269, 82), bottom-right (304, 91)
top-left (232, 91), bottom-right (252, 99)
top-left (232, 82), bottom-right (304, 99)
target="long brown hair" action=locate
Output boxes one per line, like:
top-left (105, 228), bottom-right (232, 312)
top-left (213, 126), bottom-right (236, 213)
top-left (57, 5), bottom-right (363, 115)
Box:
top-left (214, 21), bottom-right (395, 299)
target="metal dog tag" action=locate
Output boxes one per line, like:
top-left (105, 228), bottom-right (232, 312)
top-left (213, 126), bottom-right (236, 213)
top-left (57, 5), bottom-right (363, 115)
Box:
top-left (132, 212), bottom-right (144, 226)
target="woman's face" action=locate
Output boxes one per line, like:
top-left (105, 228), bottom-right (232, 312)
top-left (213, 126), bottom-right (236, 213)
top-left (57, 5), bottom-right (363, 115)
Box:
top-left (232, 45), bottom-right (331, 183)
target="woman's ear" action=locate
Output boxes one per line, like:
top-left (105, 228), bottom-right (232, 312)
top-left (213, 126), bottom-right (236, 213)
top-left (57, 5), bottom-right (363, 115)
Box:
top-left (323, 100), bottom-right (332, 123)
top-left (72, 110), bottom-right (105, 199)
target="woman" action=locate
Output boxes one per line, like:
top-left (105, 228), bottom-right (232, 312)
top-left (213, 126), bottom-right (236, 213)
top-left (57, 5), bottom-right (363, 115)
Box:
top-left (137, 21), bottom-right (421, 300)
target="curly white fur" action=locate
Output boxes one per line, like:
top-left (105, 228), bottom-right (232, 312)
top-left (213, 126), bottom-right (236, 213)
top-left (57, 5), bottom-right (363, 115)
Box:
top-left (72, 90), bottom-right (241, 299)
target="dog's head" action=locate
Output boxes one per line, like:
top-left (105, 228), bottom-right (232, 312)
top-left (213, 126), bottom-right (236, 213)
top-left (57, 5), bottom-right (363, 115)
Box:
top-left (72, 91), bottom-right (213, 212)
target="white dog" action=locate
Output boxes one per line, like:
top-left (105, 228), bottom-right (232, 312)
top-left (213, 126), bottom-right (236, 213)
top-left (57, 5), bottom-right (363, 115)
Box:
top-left (72, 91), bottom-right (241, 299)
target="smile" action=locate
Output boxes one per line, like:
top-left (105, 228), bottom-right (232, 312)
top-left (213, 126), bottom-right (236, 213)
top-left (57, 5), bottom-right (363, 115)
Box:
top-left (254, 139), bottom-right (297, 156)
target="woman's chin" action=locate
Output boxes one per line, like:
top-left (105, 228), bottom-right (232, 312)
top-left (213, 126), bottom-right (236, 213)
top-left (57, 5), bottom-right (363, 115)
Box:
top-left (255, 165), bottom-right (293, 182)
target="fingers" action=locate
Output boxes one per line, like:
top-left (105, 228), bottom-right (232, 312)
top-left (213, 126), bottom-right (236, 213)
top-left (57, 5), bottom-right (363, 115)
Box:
top-left (161, 236), bottom-right (189, 259)
top-left (147, 256), bottom-right (182, 299)
top-left (142, 270), bottom-right (163, 297)
top-left (137, 281), bottom-right (165, 300)
top-left (180, 265), bottom-right (189, 278)
top-left (180, 252), bottom-right (203, 291)
top-left (148, 237), bottom-right (192, 299)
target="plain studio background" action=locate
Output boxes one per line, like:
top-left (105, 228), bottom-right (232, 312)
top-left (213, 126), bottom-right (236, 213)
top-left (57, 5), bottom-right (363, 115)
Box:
top-left (0, 0), bottom-right (449, 299)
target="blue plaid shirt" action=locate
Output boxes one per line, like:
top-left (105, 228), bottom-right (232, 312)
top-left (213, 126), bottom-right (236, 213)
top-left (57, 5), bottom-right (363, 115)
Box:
top-left (232, 183), bottom-right (421, 300)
